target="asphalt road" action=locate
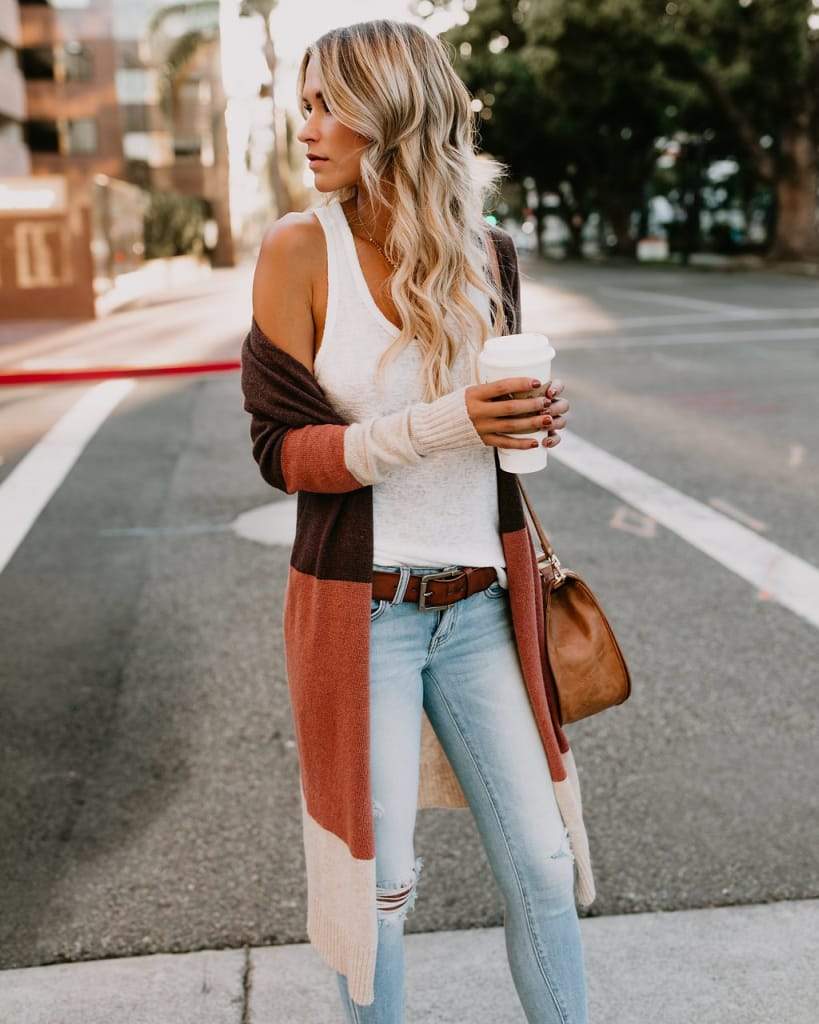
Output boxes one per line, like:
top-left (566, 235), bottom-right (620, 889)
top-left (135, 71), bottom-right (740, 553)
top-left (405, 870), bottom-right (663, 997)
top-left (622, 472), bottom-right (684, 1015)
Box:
top-left (1, 259), bottom-right (817, 970)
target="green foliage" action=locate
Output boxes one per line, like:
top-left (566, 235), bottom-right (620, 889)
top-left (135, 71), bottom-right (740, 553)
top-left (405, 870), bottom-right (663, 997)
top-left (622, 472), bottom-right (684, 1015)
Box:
top-left (422, 0), bottom-right (818, 256)
top-left (143, 189), bottom-right (209, 258)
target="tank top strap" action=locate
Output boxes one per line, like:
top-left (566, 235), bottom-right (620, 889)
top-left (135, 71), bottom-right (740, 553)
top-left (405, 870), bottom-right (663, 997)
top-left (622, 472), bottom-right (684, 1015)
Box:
top-left (312, 200), bottom-right (379, 358)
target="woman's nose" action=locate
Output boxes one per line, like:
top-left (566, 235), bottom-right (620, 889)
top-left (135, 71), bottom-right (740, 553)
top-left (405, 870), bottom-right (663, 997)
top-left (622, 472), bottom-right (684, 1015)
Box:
top-left (297, 122), bottom-right (316, 144)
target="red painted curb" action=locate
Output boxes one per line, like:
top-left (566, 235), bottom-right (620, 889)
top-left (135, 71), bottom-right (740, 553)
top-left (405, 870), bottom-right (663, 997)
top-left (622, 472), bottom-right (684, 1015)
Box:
top-left (0, 360), bottom-right (241, 385)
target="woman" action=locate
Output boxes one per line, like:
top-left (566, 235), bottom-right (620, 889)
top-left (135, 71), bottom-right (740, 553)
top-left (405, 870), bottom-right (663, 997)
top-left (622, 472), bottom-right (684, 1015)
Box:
top-left (244, 18), bottom-right (591, 1024)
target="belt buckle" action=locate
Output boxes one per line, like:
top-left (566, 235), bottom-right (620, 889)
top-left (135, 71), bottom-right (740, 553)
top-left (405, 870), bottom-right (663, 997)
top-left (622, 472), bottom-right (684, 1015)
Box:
top-left (418, 566), bottom-right (465, 611)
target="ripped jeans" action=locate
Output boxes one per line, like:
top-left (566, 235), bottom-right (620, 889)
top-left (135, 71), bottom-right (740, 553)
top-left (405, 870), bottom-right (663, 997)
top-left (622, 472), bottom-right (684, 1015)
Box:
top-left (335, 564), bottom-right (588, 1024)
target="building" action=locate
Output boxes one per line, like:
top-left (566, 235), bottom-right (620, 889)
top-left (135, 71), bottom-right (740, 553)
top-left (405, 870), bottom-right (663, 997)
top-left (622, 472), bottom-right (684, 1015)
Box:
top-left (18, 0), bottom-right (125, 186)
top-left (12, 0), bottom-right (234, 267)
top-left (0, 0), bottom-right (30, 175)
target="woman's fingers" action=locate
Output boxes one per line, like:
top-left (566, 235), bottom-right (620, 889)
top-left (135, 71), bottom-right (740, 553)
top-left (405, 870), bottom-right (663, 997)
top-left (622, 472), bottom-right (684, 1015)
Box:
top-left (469, 379), bottom-right (569, 448)
top-left (545, 397), bottom-right (568, 426)
top-left (483, 432), bottom-right (542, 449)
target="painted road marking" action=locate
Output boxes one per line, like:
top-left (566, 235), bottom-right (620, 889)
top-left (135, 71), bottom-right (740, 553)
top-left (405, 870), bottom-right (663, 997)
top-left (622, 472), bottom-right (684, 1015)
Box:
top-left (609, 505), bottom-right (657, 538)
top-left (0, 380), bottom-right (134, 575)
top-left (232, 500), bottom-right (297, 547)
top-left (0, 361), bottom-right (240, 385)
top-left (708, 498), bottom-right (768, 532)
top-left (595, 286), bottom-right (760, 315)
top-left (789, 445), bottom-right (806, 468)
top-left (598, 307), bottom-right (819, 332)
top-left (563, 326), bottom-right (819, 351)
top-left (553, 429), bottom-right (819, 630)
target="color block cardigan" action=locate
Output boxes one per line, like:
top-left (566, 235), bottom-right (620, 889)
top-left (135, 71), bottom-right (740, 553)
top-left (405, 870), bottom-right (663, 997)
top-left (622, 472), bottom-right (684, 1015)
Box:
top-left (240, 224), bottom-right (595, 1006)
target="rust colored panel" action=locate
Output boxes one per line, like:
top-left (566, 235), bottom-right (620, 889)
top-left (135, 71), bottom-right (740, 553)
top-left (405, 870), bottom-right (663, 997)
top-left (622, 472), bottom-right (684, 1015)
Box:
top-left (283, 564), bottom-right (375, 861)
top-left (501, 526), bottom-right (567, 781)
top-left (280, 424), bottom-right (361, 494)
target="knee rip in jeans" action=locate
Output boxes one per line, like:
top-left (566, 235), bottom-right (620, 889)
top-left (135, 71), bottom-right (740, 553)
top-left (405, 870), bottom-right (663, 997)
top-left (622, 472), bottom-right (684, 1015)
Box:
top-left (548, 824), bottom-right (575, 863)
top-left (376, 855), bottom-right (424, 927)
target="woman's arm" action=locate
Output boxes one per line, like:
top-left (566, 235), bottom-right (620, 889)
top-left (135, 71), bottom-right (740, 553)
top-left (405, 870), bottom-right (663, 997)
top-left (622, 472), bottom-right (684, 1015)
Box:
top-left (246, 216), bottom-right (486, 493)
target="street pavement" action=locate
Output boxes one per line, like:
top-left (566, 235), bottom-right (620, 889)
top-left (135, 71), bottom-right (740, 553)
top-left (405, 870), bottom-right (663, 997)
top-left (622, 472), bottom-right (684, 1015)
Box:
top-left (1, 899), bottom-right (817, 1023)
top-left (1, 257), bottom-right (817, 1018)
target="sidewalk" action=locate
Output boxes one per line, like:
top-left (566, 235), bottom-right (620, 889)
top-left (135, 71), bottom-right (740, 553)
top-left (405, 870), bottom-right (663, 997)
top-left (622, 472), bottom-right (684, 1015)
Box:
top-left (2, 899), bottom-right (816, 1023)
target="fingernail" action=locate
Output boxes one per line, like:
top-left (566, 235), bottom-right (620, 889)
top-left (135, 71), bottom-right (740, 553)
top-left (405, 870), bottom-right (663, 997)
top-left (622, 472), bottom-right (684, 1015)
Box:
top-left (531, 379), bottom-right (541, 388)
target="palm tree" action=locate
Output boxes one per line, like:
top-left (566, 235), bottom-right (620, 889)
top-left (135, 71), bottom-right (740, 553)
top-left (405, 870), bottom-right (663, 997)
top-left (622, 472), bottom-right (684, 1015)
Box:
top-left (147, 0), bottom-right (294, 217)
top-left (147, 1), bottom-right (220, 116)
top-left (238, 0), bottom-right (294, 217)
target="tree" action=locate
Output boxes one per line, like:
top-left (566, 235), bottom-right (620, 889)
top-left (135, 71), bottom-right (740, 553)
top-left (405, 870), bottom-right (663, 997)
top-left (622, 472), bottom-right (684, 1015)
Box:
top-left (434, 0), bottom-right (679, 256)
top-left (645, 0), bottom-right (818, 260)
top-left (148, 0), bottom-right (294, 218)
top-left (426, 0), bottom-right (818, 261)
top-left (238, 0), bottom-right (294, 217)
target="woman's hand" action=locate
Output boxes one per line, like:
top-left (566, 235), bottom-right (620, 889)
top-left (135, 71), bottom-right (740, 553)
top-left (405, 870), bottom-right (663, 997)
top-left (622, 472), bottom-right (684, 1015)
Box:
top-left (542, 379), bottom-right (568, 448)
top-left (465, 378), bottom-right (570, 450)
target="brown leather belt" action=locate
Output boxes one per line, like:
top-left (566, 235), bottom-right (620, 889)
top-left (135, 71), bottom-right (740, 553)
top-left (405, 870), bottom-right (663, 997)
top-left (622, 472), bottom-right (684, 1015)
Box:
top-left (372, 565), bottom-right (499, 611)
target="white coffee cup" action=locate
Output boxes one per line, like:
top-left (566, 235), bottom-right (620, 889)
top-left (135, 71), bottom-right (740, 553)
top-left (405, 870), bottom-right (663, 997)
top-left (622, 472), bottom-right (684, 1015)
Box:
top-left (477, 333), bottom-right (556, 474)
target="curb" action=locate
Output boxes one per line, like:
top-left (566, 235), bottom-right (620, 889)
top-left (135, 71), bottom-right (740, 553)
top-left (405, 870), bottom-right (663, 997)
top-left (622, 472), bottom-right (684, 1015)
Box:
top-left (0, 360), bottom-right (241, 386)
top-left (1, 901), bottom-right (816, 1024)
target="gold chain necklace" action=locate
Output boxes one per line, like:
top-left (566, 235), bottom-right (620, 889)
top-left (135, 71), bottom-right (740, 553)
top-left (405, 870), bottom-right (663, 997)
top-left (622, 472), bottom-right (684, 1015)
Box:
top-left (349, 206), bottom-right (398, 269)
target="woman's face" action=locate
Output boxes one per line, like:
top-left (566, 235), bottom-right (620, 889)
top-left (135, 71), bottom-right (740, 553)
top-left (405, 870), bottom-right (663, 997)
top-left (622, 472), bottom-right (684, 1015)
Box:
top-left (297, 55), bottom-right (368, 193)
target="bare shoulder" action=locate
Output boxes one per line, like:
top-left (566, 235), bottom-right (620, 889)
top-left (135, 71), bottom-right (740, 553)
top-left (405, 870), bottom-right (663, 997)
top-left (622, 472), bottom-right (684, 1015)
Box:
top-left (251, 211), bottom-right (324, 372)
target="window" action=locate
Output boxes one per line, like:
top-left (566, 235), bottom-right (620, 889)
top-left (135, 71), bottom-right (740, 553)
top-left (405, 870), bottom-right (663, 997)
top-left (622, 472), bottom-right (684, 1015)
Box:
top-left (67, 118), bottom-right (97, 154)
top-left (173, 136), bottom-right (201, 158)
top-left (20, 46), bottom-right (55, 80)
top-left (24, 119), bottom-right (59, 152)
top-left (115, 67), bottom-right (158, 104)
top-left (63, 42), bottom-right (93, 82)
top-left (123, 104), bottom-right (150, 133)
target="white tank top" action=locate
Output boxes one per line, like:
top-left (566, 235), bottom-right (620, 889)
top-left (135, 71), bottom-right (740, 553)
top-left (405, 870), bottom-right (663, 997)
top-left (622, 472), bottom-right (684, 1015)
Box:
top-left (312, 199), bottom-right (508, 588)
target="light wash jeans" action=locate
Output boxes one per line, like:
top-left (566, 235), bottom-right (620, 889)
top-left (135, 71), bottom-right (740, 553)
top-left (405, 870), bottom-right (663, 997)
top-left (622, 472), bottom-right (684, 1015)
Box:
top-left (335, 563), bottom-right (588, 1024)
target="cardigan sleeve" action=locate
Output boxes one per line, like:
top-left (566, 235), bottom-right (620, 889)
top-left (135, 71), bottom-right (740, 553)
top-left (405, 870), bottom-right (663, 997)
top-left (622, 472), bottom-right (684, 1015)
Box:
top-left (249, 384), bottom-right (485, 494)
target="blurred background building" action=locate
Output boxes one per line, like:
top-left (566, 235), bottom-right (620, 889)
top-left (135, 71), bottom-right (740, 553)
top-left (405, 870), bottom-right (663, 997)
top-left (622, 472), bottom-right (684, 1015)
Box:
top-left (0, 0), bottom-right (266, 318)
top-left (0, 0), bottom-right (30, 176)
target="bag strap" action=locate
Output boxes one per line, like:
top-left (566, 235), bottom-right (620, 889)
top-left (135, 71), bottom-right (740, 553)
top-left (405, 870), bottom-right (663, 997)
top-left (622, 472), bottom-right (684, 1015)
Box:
top-left (482, 228), bottom-right (566, 585)
top-left (514, 476), bottom-right (554, 558)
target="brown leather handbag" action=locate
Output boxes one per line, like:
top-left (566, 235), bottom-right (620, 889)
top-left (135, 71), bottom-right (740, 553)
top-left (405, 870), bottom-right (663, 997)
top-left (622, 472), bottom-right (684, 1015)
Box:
top-left (517, 476), bottom-right (632, 725)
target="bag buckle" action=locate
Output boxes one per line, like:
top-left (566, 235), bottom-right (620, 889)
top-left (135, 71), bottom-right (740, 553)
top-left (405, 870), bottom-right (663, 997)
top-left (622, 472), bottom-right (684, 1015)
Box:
top-left (538, 552), bottom-right (566, 585)
top-left (418, 566), bottom-right (464, 611)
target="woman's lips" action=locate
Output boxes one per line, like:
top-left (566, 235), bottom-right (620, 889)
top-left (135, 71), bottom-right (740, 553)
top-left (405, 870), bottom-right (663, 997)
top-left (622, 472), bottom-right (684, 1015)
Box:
top-left (308, 156), bottom-right (328, 164)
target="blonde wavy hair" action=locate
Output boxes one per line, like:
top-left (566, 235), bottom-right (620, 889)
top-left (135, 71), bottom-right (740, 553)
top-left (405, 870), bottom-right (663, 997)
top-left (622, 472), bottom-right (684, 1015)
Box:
top-left (297, 19), bottom-right (513, 403)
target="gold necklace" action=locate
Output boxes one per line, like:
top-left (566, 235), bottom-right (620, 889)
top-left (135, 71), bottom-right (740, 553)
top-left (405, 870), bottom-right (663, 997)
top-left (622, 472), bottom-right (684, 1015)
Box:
top-left (349, 206), bottom-right (398, 269)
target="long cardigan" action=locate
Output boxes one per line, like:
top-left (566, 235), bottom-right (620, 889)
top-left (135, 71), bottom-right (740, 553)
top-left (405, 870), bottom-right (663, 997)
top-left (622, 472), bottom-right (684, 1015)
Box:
top-left (240, 224), bottom-right (595, 1006)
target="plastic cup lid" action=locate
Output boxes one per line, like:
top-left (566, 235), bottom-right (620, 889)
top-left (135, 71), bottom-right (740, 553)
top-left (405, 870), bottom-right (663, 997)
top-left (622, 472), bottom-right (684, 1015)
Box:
top-left (480, 333), bottom-right (555, 365)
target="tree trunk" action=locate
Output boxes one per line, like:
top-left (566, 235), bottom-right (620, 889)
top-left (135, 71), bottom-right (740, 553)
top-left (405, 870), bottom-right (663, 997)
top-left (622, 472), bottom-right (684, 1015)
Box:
top-left (769, 115), bottom-right (819, 261)
top-left (605, 202), bottom-right (637, 257)
top-left (534, 188), bottom-right (545, 258)
top-left (565, 217), bottom-right (584, 259)
top-left (262, 27), bottom-right (294, 218)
